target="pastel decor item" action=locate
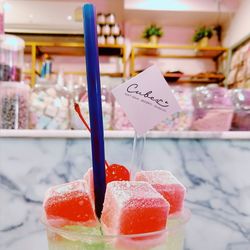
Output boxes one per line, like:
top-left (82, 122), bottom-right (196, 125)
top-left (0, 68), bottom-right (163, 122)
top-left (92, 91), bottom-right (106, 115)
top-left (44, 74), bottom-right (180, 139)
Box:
top-left (135, 170), bottom-right (186, 214)
top-left (142, 24), bottom-right (163, 44)
top-left (43, 180), bottom-right (98, 227)
top-left (149, 35), bottom-right (158, 44)
top-left (101, 181), bottom-right (170, 235)
top-left (192, 26), bottom-right (213, 48)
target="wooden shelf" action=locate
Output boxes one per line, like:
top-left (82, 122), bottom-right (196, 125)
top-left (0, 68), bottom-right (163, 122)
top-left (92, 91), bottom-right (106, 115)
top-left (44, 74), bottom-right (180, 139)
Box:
top-left (52, 71), bottom-right (123, 77)
top-left (132, 71), bottom-right (225, 84)
top-left (25, 42), bottom-right (125, 57)
top-left (130, 43), bottom-right (228, 84)
top-left (24, 70), bottom-right (123, 78)
top-left (132, 43), bottom-right (227, 59)
top-left (24, 41), bottom-right (127, 86)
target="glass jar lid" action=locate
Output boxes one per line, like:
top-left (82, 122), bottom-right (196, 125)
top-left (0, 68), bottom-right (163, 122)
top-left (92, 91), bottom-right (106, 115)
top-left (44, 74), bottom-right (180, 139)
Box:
top-left (0, 34), bottom-right (25, 51)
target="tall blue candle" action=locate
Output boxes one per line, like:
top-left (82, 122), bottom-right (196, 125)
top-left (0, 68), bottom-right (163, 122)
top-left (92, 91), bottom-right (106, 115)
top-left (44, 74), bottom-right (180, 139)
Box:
top-left (82, 3), bottom-right (106, 218)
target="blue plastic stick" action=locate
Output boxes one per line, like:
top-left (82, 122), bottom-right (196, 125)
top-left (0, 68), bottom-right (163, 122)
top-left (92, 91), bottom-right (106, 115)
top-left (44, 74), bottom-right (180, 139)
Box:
top-left (82, 3), bottom-right (106, 218)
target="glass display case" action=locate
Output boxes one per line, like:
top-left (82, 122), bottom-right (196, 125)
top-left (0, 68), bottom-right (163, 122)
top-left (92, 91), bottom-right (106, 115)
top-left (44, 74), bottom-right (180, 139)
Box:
top-left (231, 88), bottom-right (250, 130)
top-left (0, 82), bottom-right (30, 129)
top-left (192, 85), bottom-right (234, 131)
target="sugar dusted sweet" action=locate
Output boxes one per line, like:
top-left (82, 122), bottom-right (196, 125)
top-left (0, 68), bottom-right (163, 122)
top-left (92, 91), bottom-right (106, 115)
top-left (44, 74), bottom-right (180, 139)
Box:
top-left (83, 168), bottom-right (95, 203)
top-left (44, 180), bottom-right (97, 227)
top-left (135, 170), bottom-right (186, 214)
top-left (101, 181), bottom-right (170, 235)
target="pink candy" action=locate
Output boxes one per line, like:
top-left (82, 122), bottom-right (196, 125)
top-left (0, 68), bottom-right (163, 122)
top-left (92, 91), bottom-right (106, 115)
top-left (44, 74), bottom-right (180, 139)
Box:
top-left (135, 170), bottom-right (186, 214)
top-left (44, 180), bottom-right (98, 227)
top-left (101, 181), bottom-right (170, 235)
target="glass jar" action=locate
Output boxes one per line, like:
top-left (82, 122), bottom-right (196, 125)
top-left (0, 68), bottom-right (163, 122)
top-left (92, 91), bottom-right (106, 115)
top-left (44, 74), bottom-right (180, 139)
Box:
top-left (0, 1), bottom-right (4, 35)
top-left (192, 85), bottom-right (233, 131)
top-left (0, 82), bottom-right (30, 129)
top-left (97, 24), bottom-right (101, 36)
top-left (102, 24), bottom-right (111, 36)
top-left (71, 85), bottom-right (112, 130)
top-left (105, 13), bottom-right (116, 25)
top-left (43, 208), bottom-right (190, 250)
top-left (0, 34), bottom-right (25, 82)
top-left (116, 35), bottom-right (124, 45)
top-left (106, 35), bottom-right (115, 45)
top-left (111, 24), bottom-right (120, 36)
top-left (30, 80), bottom-right (70, 130)
top-left (155, 87), bottom-right (193, 131)
top-left (231, 88), bottom-right (250, 130)
top-left (113, 101), bottom-right (134, 130)
top-left (97, 13), bottom-right (105, 25)
top-left (98, 35), bottom-right (106, 45)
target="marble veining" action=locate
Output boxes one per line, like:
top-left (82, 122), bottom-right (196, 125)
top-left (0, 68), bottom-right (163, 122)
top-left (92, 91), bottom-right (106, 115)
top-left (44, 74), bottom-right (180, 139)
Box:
top-left (0, 137), bottom-right (250, 250)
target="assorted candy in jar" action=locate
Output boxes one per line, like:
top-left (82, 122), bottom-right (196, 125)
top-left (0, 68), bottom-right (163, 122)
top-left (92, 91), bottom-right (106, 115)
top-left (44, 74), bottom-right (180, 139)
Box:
top-left (231, 88), bottom-right (250, 130)
top-left (30, 80), bottom-right (70, 129)
top-left (192, 85), bottom-right (234, 131)
top-left (155, 86), bottom-right (194, 131)
top-left (0, 82), bottom-right (30, 129)
top-left (0, 35), bottom-right (25, 82)
top-left (113, 101), bottom-right (133, 130)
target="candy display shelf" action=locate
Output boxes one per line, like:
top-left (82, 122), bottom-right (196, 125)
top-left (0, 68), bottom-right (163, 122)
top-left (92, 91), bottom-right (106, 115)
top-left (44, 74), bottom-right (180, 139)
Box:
top-left (24, 41), bottom-right (127, 86)
top-left (130, 43), bottom-right (228, 84)
top-left (1, 129), bottom-right (250, 139)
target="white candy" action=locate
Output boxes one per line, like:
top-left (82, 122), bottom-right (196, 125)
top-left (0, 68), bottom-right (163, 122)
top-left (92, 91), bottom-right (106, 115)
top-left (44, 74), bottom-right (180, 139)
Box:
top-left (36, 115), bottom-right (52, 129)
top-left (45, 105), bottom-right (58, 117)
top-left (46, 88), bottom-right (57, 98)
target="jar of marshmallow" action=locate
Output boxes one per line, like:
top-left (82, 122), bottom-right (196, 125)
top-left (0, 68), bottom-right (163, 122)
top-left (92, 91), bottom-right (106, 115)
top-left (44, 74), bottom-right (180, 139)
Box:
top-left (30, 80), bottom-right (70, 130)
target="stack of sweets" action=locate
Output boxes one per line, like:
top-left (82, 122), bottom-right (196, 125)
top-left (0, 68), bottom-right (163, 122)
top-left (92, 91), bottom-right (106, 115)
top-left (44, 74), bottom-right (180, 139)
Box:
top-left (155, 86), bottom-right (193, 131)
top-left (43, 168), bottom-right (187, 249)
top-left (96, 12), bottom-right (124, 45)
top-left (30, 83), bottom-right (69, 129)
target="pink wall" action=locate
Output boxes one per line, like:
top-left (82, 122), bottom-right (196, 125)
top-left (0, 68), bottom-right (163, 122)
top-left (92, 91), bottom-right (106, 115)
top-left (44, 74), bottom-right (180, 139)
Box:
top-left (125, 22), bottom-right (218, 73)
top-left (124, 22), bottom-right (219, 45)
top-left (24, 0), bottom-right (221, 82)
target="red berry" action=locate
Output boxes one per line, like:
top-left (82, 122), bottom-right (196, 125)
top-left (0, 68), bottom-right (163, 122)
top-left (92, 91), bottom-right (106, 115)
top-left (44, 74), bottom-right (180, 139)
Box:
top-left (106, 164), bottom-right (130, 183)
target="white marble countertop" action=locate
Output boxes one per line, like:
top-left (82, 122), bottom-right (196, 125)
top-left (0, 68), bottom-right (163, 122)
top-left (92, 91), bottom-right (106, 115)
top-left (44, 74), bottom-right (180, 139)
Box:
top-left (1, 129), bottom-right (250, 139)
top-left (1, 133), bottom-right (250, 250)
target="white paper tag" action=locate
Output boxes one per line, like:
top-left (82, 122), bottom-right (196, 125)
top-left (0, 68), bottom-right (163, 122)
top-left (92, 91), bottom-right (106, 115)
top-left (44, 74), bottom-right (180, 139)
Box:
top-left (112, 65), bottom-right (181, 135)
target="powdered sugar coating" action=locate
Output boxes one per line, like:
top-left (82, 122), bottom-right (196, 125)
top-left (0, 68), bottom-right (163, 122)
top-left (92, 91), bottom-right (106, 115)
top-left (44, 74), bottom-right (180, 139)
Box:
top-left (43, 180), bottom-right (97, 226)
top-left (44, 180), bottom-right (86, 202)
top-left (135, 170), bottom-right (186, 214)
top-left (101, 181), bottom-right (170, 235)
top-left (135, 170), bottom-right (186, 190)
top-left (107, 181), bottom-right (167, 207)
top-left (83, 168), bottom-right (95, 203)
